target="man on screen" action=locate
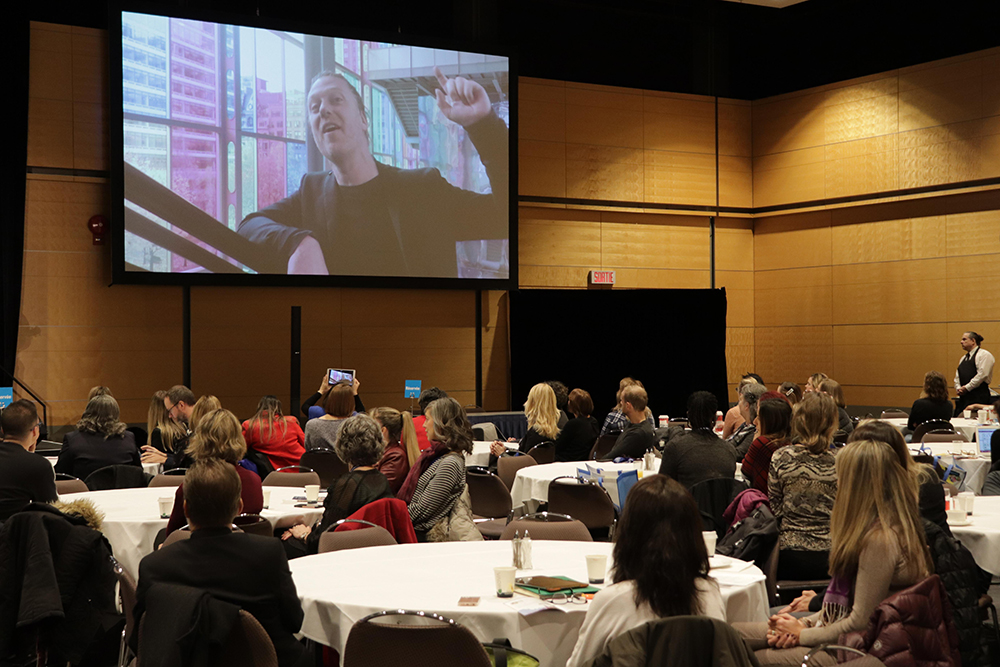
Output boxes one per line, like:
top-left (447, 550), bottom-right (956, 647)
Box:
top-left (237, 67), bottom-right (508, 278)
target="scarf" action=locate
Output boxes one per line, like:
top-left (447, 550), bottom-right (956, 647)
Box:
top-left (818, 574), bottom-right (852, 627)
top-left (396, 440), bottom-right (452, 504)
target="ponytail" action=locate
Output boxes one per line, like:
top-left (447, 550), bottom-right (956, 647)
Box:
top-left (401, 411), bottom-right (421, 466)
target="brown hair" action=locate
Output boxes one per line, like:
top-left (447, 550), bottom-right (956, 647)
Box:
top-left (791, 392), bottom-right (838, 454)
top-left (614, 377), bottom-right (639, 411)
top-left (778, 382), bottom-right (803, 405)
top-left (757, 398), bottom-right (792, 442)
top-left (76, 394), bottom-right (127, 438)
top-left (187, 409), bottom-right (247, 464)
top-left (567, 389), bottom-right (594, 418)
top-left (0, 400), bottom-right (38, 440)
top-left (166, 385), bottom-right (196, 407)
top-left (147, 390), bottom-right (184, 452)
top-left (322, 382), bottom-right (355, 419)
top-left (189, 395), bottom-right (222, 433)
top-left (184, 458), bottom-right (242, 529)
top-left (818, 378), bottom-right (846, 409)
top-left (369, 406), bottom-right (420, 467)
top-left (87, 386), bottom-right (113, 399)
top-left (425, 397), bottom-right (474, 455)
top-left (621, 384), bottom-right (648, 413)
top-left (246, 395), bottom-right (288, 442)
top-left (922, 371), bottom-right (949, 403)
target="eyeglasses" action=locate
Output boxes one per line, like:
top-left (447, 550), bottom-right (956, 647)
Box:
top-left (546, 593), bottom-right (587, 605)
top-left (164, 401), bottom-right (178, 417)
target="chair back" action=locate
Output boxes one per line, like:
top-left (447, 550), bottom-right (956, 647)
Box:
top-left (161, 467), bottom-right (189, 476)
top-left (56, 478), bottom-right (88, 494)
top-left (318, 522), bottom-right (397, 553)
top-left (298, 449), bottom-right (348, 487)
top-left (218, 610), bottom-right (279, 667)
top-left (84, 464), bottom-right (151, 491)
top-left (912, 420), bottom-right (954, 443)
top-left (471, 422), bottom-right (500, 441)
top-left (499, 512), bottom-right (592, 541)
top-left (127, 426), bottom-right (149, 449)
top-left (465, 468), bottom-right (513, 519)
top-left (161, 528), bottom-right (191, 548)
top-left (497, 453), bottom-right (537, 490)
top-left (832, 430), bottom-right (849, 446)
top-left (689, 477), bottom-right (746, 538)
top-left (590, 434), bottom-right (618, 460)
top-left (232, 514), bottom-right (273, 537)
top-left (112, 556), bottom-right (139, 641)
top-left (262, 470), bottom-right (321, 487)
top-left (148, 473), bottom-right (186, 488)
top-left (525, 441), bottom-right (556, 464)
top-left (880, 410), bottom-right (909, 419)
top-left (922, 430), bottom-right (967, 443)
top-left (344, 610), bottom-right (491, 667)
top-left (546, 477), bottom-right (616, 530)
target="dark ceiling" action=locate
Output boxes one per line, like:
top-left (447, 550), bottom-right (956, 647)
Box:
top-left (24, 0), bottom-right (1000, 100)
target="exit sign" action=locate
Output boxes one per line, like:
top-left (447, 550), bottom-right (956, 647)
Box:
top-left (589, 270), bottom-right (616, 285)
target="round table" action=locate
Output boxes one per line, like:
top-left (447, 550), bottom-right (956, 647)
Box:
top-left (46, 457), bottom-right (162, 477)
top-left (290, 541), bottom-right (768, 666)
top-left (466, 441), bottom-right (518, 468)
top-left (510, 461), bottom-right (649, 507)
top-left (61, 485), bottom-right (325, 577)
top-left (950, 495), bottom-right (1000, 576)
top-left (885, 417), bottom-right (982, 442)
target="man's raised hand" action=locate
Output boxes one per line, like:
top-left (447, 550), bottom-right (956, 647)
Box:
top-left (434, 66), bottom-right (491, 127)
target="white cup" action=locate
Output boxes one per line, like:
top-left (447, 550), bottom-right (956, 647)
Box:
top-left (703, 530), bottom-right (717, 555)
top-left (964, 409), bottom-right (973, 419)
top-left (304, 484), bottom-right (320, 502)
top-left (958, 491), bottom-right (976, 515)
top-left (658, 415), bottom-right (670, 428)
top-left (585, 554), bottom-right (608, 584)
top-left (262, 489), bottom-right (271, 509)
top-left (946, 508), bottom-right (967, 525)
top-left (494, 566), bottom-right (517, 597)
top-left (158, 497), bottom-right (173, 519)
top-left (979, 410), bottom-right (989, 425)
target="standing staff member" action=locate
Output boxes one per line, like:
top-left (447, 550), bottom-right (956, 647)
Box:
top-left (954, 331), bottom-right (995, 416)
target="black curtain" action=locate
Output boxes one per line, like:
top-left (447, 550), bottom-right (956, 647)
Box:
top-left (508, 289), bottom-right (730, 423)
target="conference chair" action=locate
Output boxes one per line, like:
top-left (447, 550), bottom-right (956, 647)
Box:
top-left (832, 430), bottom-right (849, 447)
top-left (669, 418), bottom-right (690, 429)
top-left (148, 472), bottom-right (187, 488)
top-left (161, 527), bottom-right (192, 548)
top-left (590, 434), bottom-right (618, 461)
top-left (318, 519), bottom-right (398, 553)
top-left (126, 426), bottom-right (148, 449)
top-left (921, 430), bottom-right (968, 443)
top-left (232, 514), bottom-right (273, 537)
top-left (499, 512), bottom-right (593, 541)
top-left (912, 420), bottom-right (954, 443)
top-left (690, 477), bottom-right (747, 538)
top-left (298, 448), bottom-right (347, 487)
top-left (84, 464), bottom-right (152, 491)
top-left (763, 542), bottom-right (830, 607)
top-left (56, 477), bottom-right (88, 494)
top-left (135, 609), bottom-right (278, 667)
top-left (497, 452), bottom-right (537, 490)
top-left (880, 409), bottom-right (909, 419)
top-left (600, 616), bottom-right (764, 666)
top-left (262, 469), bottom-right (321, 487)
top-left (800, 645), bottom-right (887, 666)
top-left (546, 476), bottom-right (617, 541)
top-left (112, 556), bottom-right (138, 667)
top-left (465, 467), bottom-right (512, 539)
top-left (343, 610), bottom-right (491, 667)
top-left (525, 441), bottom-right (556, 464)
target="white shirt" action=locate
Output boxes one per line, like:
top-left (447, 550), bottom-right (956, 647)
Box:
top-left (565, 577), bottom-right (726, 667)
top-left (954, 346), bottom-right (995, 392)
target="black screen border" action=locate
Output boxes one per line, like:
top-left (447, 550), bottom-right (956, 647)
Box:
top-left (109, 1), bottom-right (517, 291)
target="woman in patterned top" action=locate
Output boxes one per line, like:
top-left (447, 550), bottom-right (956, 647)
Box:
top-left (768, 392), bottom-right (838, 580)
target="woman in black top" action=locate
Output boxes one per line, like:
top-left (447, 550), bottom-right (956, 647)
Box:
top-left (907, 371), bottom-right (955, 431)
top-left (56, 394), bottom-right (140, 480)
top-left (555, 389), bottom-right (600, 462)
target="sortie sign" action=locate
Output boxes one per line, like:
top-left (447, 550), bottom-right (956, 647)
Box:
top-left (589, 270), bottom-right (616, 285)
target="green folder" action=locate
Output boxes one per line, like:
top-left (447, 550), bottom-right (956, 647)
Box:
top-left (514, 575), bottom-right (600, 598)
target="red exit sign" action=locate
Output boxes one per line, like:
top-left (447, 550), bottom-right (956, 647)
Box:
top-left (589, 270), bottom-right (616, 285)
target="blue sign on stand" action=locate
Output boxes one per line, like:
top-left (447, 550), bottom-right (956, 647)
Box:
top-left (0, 388), bottom-right (12, 410)
top-left (404, 380), bottom-right (422, 399)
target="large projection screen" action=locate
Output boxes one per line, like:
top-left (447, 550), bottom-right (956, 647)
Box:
top-left (111, 8), bottom-right (514, 288)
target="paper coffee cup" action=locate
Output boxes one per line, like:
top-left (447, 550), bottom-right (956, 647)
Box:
top-left (585, 554), bottom-right (607, 584)
top-left (658, 415), bottom-right (669, 428)
top-left (494, 566), bottom-right (517, 597)
top-left (703, 530), bottom-right (717, 555)
top-left (262, 489), bottom-right (271, 509)
top-left (304, 484), bottom-right (320, 502)
top-left (964, 409), bottom-right (973, 419)
top-left (946, 508), bottom-right (967, 525)
top-left (158, 497), bottom-right (173, 519)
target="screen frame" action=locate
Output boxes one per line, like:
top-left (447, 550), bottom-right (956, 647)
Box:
top-left (109, 1), bottom-right (517, 290)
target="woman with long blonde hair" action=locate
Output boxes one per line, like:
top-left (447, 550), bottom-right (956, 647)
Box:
top-left (518, 382), bottom-right (561, 453)
top-left (370, 406), bottom-right (420, 494)
top-left (737, 439), bottom-right (931, 664)
top-left (188, 395), bottom-right (222, 433)
top-left (242, 395), bottom-right (305, 470)
top-left (142, 390), bottom-right (188, 468)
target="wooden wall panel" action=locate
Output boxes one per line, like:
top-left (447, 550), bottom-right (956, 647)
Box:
top-left (754, 326), bottom-right (834, 390)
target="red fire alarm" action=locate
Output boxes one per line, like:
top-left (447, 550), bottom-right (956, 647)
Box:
top-left (87, 215), bottom-right (107, 245)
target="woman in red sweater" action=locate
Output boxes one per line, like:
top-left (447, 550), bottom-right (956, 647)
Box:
top-left (242, 396), bottom-right (305, 471)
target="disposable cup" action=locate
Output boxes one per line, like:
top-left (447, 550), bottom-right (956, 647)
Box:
top-left (958, 491), bottom-right (975, 515)
top-left (703, 530), bottom-right (718, 555)
top-left (305, 485), bottom-right (320, 502)
top-left (946, 508), bottom-right (967, 525)
top-left (262, 489), bottom-right (271, 509)
top-left (158, 497), bottom-right (173, 519)
top-left (585, 554), bottom-right (607, 584)
top-left (494, 566), bottom-right (517, 597)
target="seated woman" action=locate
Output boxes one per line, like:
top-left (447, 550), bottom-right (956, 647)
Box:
top-left (658, 391), bottom-right (736, 489)
top-left (488, 382), bottom-right (561, 460)
top-left (304, 382), bottom-right (354, 451)
top-left (769, 392), bottom-right (838, 581)
top-left (907, 371), bottom-right (954, 432)
top-left (56, 394), bottom-right (140, 481)
top-left (300, 372), bottom-right (365, 420)
top-left (736, 439), bottom-right (931, 666)
top-left (141, 390), bottom-right (187, 469)
top-left (804, 373), bottom-right (828, 394)
top-left (778, 382), bottom-right (803, 405)
top-left (398, 397), bottom-right (474, 542)
top-left (566, 475), bottom-right (725, 667)
top-left (554, 388), bottom-right (600, 462)
top-left (165, 408), bottom-right (264, 535)
top-left (242, 395), bottom-right (305, 471)
top-left (742, 395), bottom-right (793, 494)
top-left (280, 414), bottom-right (395, 557)
top-left (818, 378), bottom-right (853, 435)
top-left (723, 374), bottom-right (764, 439)
top-left (369, 407), bottom-right (420, 494)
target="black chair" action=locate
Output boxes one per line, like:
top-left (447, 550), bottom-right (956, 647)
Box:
top-left (590, 434), bottom-right (618, 461)
top-left (298, 448), bottom-right (348, 487)
top-left (232, 514), bottom-right (273, 538)
top-left (343, 610), bottom-right (491, 667)
top-left (912, 420), bottom-right (954, 443)
top-left (126, 426), bottom-right (148, 450)
top-left (762, 542), bottom-right (830, 607)
top-left (546, 476), bottom-right (617, 541)
top-left (525, 441), bottom-right (556, 464)
top-left (84, 464), bottom-right (152, 491)
top-left (465, 468), bottom-right (512, 539)
top-left (689, 477), bottom-right (746, 538)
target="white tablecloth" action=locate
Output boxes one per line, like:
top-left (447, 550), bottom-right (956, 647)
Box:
top-left (466, 441), bottom-right (518, 468)
top-left (932, 456), bottom-right (992, 495)
top-left (46, 457), bottom-right (161, 477)
top-left (951, 496), bottom-right (1000, 575)
top-left (61, 485), bottom-right (324, 577)
top-left (290, 541), bottom-right (768, 666)
top-left (510, 461), bottom-right (648, 507)
top-left (885, 417), bottom-right (982, 442)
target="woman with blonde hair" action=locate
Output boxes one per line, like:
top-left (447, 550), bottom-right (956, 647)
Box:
top-left (56, 394), bottom-right (140, 480)
top-left (369, 406), bottom-right (420, 494)
top-left (141, 390), bottom-right (188, 469)
top-left (165, 408), bottom-right (263, 535)
top-left (188, 395), bottom-right (222, 433)
top-left (737, 439), bottom-right (931, 665)
top-left (242, 395), bottom-right (305, 470)
top-left (517, 382), bottom-right (561, 453)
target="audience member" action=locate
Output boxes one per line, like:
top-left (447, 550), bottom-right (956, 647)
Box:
top-left (547, 380), bottom-right (571, 429)
top-left (165, 409), bottom-right (263, 535)
top-left (87, 385), bottom-right (113, 399)
top-left (601, 377), bottom-right (641, 436)
top-left (554, 388), bottom-right (600, 462)
top-left (412, 386), bottom-right (448, 452)
top-left (148, 385), bottom-right (197, 470)
top-left (954, 331), bottom-right (994, 416)
top-left (188, 395), bottom-right (222, 433)
top-left (658, 391), bottom-right (736, 489)
top-left (722, 373), bottom-right (764, 439)
top-left (817, 378), bottom-right (853, 435)
top-left (907, 371), bottom-right (954, 432)
top-left (398, 397), bottom-right (473, 542)
top-left (727, 382), bottom-right (765, 461)
top-left (517, 383), bottom-right (561, 453)
top-left (804, 373), bottom-right (828, 393)
top-left (242, 395), bottom-right (305, 470)
top-left (134, 459), bottom-right (310, 667)
top-left (142, 390), bottom-right (187, 468)
top-left (55, 394), bottom-right (140, 481)
top-left (741, 396), bottom-right (792, 494)
top-left (302, 373), bottom-right (364, 420)
top-left (281, 414), bottom-right (395, 556)
top-left (607, 385), bottom-right (656, 459)
top-left (736, 439), bottom-right (931, 666)
top-left (769, 392), bottom-right (838, 581)
top-left (304, 381), bottom-right (354, 451)
top-left (0, 400), bottom-right (57, 521)
top-left (566, 475), bottom-right (725, 667)
top-left (369, 406), bottom-right (420, 494)
top-left (778, 382), bottom-right (803, 405)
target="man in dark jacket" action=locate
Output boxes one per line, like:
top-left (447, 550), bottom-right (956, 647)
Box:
top-left (607, 385), bottom-right (656, 460)
top-left (134, 459), bottom-right (310, 667)
top-left (0, 399), bottom-right (57, 521)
